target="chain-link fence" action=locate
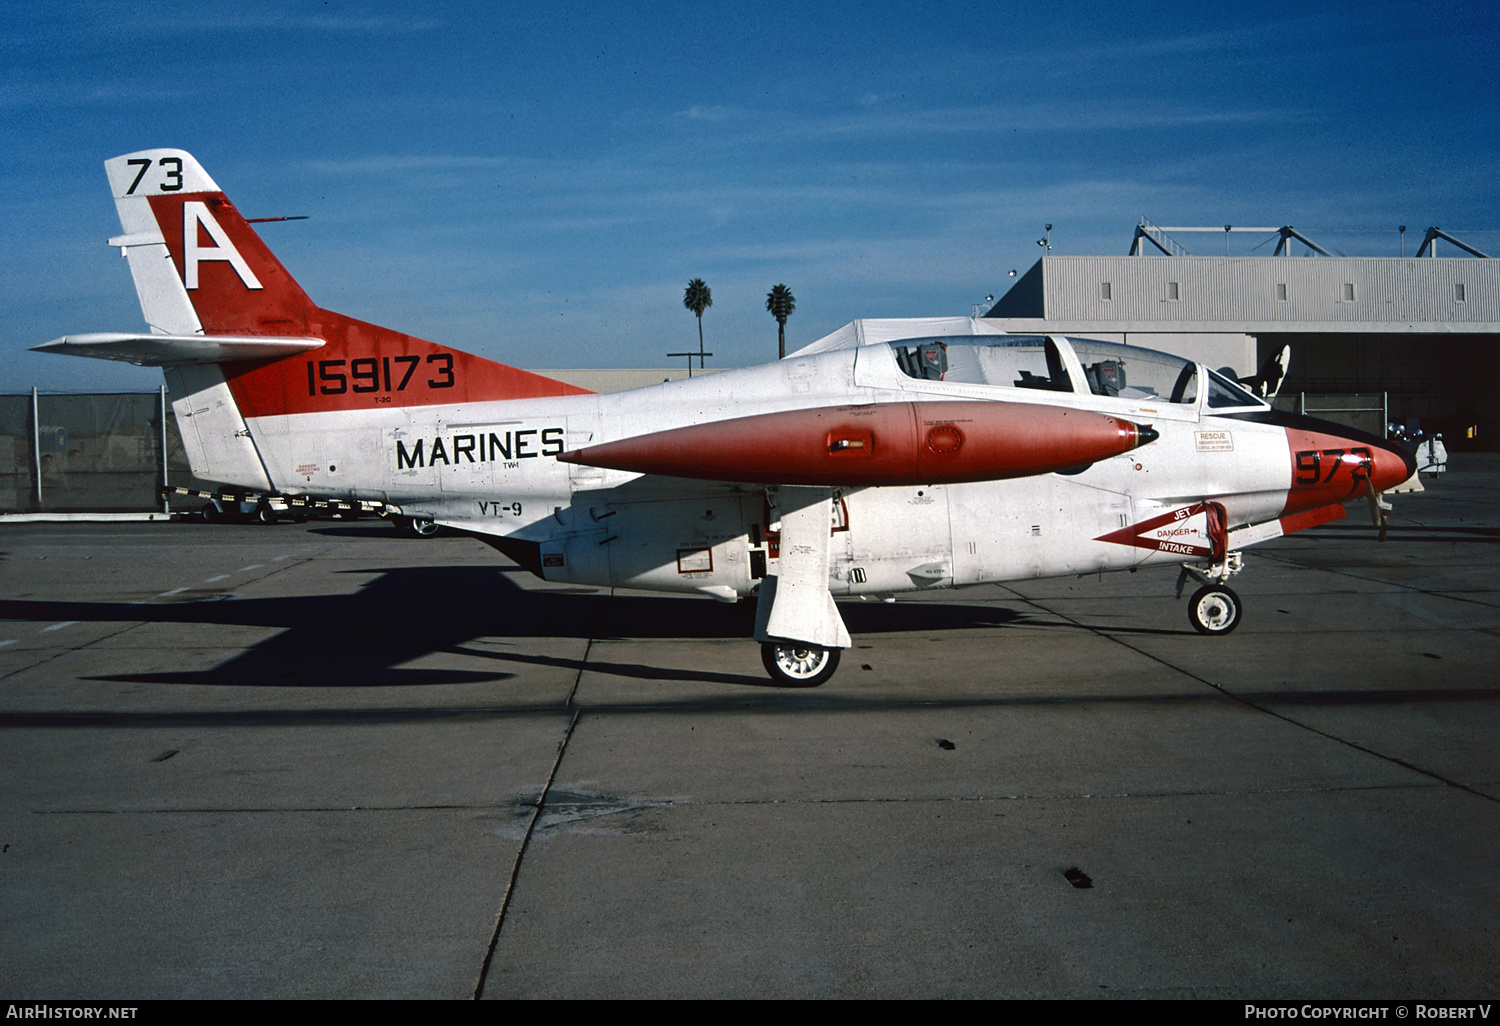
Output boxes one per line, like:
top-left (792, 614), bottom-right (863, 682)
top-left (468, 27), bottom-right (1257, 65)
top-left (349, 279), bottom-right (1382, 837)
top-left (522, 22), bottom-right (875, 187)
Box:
top-left (0, 391), bottom-right (218, 514)
top-left (1271, 392), bottom-right (1388, 438)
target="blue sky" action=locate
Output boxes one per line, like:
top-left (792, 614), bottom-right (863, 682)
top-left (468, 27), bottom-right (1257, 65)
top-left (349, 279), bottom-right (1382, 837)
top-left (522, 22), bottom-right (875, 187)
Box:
top-left (4, 0), bottom-right (1497, 391)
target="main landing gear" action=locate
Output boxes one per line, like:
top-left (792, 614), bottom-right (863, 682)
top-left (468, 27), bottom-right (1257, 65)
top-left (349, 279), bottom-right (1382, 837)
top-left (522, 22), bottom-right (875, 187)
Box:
top-left (760, 642), bottom-right (841, 687)
top-left (1177, 551), bottom-right (1244, 636)
top-left (391, 515), bottom-right (440, 537)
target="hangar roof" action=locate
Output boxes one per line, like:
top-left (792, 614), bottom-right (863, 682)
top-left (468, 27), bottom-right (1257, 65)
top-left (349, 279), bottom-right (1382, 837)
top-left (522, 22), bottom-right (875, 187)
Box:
top-left (986, 255), bottom-right (1500, 334)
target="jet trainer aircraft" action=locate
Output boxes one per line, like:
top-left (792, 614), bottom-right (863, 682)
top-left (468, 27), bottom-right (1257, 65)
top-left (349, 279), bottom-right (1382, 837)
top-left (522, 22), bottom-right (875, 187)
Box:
top-left (38, 150), bottom-right (1416, 685)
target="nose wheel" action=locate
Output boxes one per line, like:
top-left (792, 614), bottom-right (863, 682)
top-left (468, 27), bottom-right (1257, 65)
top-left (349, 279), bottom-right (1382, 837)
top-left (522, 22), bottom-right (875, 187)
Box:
top-left (1188, 584), bottom-right (1241, 635)
top-left (760, 642), bottom-right (841, 687)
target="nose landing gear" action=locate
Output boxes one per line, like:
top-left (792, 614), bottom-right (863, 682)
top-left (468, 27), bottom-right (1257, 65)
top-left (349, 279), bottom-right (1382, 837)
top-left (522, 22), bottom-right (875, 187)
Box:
top-left (1177, 550), bottom-right (1244, 636)
top-left (1187, 584), bottom-right (1241, 634)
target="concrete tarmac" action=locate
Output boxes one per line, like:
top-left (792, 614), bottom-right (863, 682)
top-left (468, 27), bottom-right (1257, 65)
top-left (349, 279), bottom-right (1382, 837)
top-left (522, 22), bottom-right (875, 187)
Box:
top-left (1, 458), bottom-right (1497, 999)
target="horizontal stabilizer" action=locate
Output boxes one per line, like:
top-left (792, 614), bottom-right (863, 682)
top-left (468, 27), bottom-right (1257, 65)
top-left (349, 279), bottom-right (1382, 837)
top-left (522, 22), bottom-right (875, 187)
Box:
top-left (33, 332), bottom-right (325, 367)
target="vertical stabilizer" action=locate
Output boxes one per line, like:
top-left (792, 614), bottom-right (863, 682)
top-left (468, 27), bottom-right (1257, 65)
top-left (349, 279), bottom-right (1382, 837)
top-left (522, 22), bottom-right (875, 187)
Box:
top-left (71, 149), bottom-right (594, 492)
top-left (104, 151), bottom-right (280, 489)
top-left (106, 149), bottom-right (319, 337)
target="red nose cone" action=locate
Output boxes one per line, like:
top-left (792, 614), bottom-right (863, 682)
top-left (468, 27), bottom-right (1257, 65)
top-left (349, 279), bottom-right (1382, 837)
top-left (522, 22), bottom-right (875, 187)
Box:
top-left (1369, 441), bottom-right (1418, 492)
top-left (1282, 426), bottom-right (1417, 516)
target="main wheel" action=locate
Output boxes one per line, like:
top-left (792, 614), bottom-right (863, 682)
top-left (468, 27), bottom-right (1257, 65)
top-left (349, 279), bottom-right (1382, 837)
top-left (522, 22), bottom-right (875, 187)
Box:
top-left (760, 642), bottom-right (841, 687)
top-left (255, 504), bottom-right (278, 525)
top-left (1188, 584), bottom-right (1241, 635)
top-left (394, 516), bottom-right (440, 537)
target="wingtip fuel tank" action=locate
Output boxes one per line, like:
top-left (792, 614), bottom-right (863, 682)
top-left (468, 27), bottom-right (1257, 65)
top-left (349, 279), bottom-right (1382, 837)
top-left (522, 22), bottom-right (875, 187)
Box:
top-left (558, 401), bottom-right (1158, 486)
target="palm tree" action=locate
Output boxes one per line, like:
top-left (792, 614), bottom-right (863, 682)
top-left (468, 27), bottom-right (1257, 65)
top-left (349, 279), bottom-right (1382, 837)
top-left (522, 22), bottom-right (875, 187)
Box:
top-left (766, 283), bottom-right (795, 359)
top-left (683, 278), bottom-right (712, 370)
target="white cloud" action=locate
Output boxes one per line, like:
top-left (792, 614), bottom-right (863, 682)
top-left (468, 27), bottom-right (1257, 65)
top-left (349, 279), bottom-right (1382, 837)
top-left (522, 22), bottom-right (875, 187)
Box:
top-left (674, 105), bottom-right (741, 123)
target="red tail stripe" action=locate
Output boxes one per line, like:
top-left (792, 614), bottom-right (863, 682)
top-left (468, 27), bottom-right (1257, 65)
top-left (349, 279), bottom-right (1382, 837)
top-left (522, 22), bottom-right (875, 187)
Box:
top-left (146, 191), bottom-right (590, 417)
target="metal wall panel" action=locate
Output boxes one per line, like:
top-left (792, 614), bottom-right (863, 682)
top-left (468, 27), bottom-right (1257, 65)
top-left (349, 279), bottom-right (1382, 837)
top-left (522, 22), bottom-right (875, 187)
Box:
top-left (1027, 256), bottom-right (1500, 324)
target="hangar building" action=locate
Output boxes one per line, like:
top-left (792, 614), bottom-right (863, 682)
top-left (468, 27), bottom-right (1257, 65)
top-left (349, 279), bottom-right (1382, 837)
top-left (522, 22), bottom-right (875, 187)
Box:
top-left (984, 225), bottom-right (1500, 446)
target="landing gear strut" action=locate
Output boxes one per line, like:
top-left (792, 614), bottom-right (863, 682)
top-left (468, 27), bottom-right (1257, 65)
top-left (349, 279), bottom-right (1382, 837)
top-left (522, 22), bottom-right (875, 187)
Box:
top-left (760, 642), bottom-right (840, 687)
top-left (1177, 549), bottom-right (1244, 636)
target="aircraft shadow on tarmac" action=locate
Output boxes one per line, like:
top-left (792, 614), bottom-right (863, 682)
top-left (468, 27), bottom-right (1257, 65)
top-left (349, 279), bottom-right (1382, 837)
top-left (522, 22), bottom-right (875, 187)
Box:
top-left (1291, 523), bottom-right (1500, 545)
top-left (0, 564), bottom-right (1040, 690)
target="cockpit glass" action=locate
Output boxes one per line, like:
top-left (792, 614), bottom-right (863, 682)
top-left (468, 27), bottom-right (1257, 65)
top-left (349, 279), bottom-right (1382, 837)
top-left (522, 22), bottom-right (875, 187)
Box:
top-left (884, 335), bottom-right (1251, 408)
top-left (1069, 340), bottom-right (1198, 404)
top-left (1205, 368), bottom-right (1263, 409)
top-left (888, 336), bottom-right (1073, 392)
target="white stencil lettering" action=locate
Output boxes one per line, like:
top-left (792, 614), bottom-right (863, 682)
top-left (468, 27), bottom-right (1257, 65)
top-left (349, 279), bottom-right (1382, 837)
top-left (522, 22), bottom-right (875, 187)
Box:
top-left (182, 201), bottom-right (262, 291)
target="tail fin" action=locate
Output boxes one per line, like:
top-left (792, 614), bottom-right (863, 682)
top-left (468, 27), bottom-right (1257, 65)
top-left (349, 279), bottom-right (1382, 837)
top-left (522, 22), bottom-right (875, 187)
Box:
top-left (106, 149), bottom-right (317, 337)
top-left (99, 149), bottom-right (590, 420)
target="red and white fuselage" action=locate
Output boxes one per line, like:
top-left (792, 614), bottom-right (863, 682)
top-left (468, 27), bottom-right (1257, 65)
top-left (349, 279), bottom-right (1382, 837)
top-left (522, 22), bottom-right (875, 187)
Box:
top-left (38, 149), bottom-right (1416, 669)
top-left (235, 330), bottom-right (1409, 602)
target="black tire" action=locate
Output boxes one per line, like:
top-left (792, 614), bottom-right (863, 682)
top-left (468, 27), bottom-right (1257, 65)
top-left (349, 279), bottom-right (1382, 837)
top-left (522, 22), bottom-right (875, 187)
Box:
top-left (201, 503), bottom-right (221, 523)
top-left (1188, 584), bottom-right (1241, 635)
top-left (255, 504), bottom-right (278, 525)
top-left (760, 642), bottom-right (841, 687)
top-left (410, 517), bottom-right (439, 537)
